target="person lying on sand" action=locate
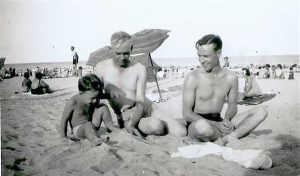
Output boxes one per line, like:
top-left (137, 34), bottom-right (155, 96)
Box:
top-left (60, 74), bottom-right (120, 146)
top-left (182, 34), bottom-right (268, 146)
top-left (31, 72), bottom-right (53, 95)
top-left (94, 31), bottom-right (186, 137)
top-left (21, 72), bottom-right (32, 93)
top-left (239, 68), bottom-right (262, 100)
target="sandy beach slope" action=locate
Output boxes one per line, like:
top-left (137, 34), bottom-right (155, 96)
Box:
top-left (1, 74), bottom-right (299, 176)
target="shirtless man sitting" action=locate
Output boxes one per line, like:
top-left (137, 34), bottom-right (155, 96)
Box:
top-left (182, 34), bottom-right (268, 145)
top-left (94, 31), bottom-right (186, 137)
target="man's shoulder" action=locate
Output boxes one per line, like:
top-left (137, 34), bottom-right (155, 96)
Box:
top-left (129, 61), bottom-right (147, 72)
top-left (221, 68), bottom-right (238, 79)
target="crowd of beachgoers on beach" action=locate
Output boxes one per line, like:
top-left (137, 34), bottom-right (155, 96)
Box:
top-left (158, 62), bottom-right (299, 80)
top-left (0, 65), bottom-right (93, 80)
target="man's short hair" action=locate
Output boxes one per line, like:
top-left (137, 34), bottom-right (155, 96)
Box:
top-left (110, 31), bottom-right (132, 46)
top-left (24, 72), bottom-right (30, 79)
top-left (195, 34), bottom-right (223, 51)
top-left (78, 74), bottom-right (103, 92)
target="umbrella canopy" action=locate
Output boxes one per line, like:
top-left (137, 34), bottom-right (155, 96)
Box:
top-left (130, 29), bottom-right (170, 54)
top-left (130, 53), bottom-right (161, 83)
top-left (0, 57), bottom-right (5, 69)
top-left (86, 29), bottom-right (170, 67)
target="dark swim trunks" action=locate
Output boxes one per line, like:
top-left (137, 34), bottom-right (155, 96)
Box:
top-left (197, 113), bottom-right (223, 122)
top-left (186, 113), bottom-right (223, 128)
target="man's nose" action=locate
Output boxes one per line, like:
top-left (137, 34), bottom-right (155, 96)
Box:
top-left (199, 56), bottom-right (206, 63)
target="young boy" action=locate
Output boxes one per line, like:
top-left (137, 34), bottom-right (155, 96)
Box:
top-left (60, 74), bottom-right (119, 146)
top-left (21, 72), bottom-right (32, 93)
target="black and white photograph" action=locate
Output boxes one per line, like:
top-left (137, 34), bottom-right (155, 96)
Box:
top-left (0, 0), bottom-right (299, 175)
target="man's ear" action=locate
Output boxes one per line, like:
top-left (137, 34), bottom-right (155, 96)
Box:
top-left (217, 50), bottom-right (222, 58)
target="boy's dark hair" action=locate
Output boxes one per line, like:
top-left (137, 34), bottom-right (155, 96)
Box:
top-left (78, 74), bottom-right (103, 92)
top-left (242, 68), bottom-right (251, 76)
top-left (195, 34), bottom-right (222, 51)
top-left (24, 72), bottom-right (30, 79)
top-left (290, 67), bottom-right (294, 70)
top-left (35, 72), bottom-right (43, 79)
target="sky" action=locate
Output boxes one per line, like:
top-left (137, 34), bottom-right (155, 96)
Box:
top-left (0, 0), bottom-right (299, 64)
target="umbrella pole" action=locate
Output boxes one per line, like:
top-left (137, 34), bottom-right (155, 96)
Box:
top-left (148, 53), bottom-right (162, 102)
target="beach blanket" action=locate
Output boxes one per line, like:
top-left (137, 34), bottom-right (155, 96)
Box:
top-left (171, 142), bottom-right (272, 170)
top-left (238, 93), bottom-right (276, 105)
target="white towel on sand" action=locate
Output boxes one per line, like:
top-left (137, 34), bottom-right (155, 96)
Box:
top-left (171, 142), bottom-right (272, 170)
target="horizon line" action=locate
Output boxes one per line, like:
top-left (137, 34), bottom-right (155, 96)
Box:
top-left (4, 54), bottom-right (300, 65)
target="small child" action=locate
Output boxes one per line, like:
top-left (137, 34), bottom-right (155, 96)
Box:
top-left (60, 74), bottom-right (119, 146)
top-left (21, 72), bottom-right (32, 93)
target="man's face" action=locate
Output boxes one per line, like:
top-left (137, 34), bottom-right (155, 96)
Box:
top-left (71, 47), bottom-right (74, 51)
top-left (197, 44), bottom-right (221, 72)
top-left (112, 40), bottom-right (132, 68)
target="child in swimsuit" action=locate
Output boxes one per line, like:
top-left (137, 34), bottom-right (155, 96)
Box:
top-left (60, 74), bottom-right (119, 146)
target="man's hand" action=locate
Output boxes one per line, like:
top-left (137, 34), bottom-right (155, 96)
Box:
top-left (210, 119), bottom-right (234, 134)
top-left (126, 120), bottom-right (143, 137)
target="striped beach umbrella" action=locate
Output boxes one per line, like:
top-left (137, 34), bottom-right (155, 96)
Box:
top-left (87, 29), bottom-right (170, 101)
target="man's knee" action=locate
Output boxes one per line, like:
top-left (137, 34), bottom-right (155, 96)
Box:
top-left (95, 105), bottom-right (110, 115)
top-left (255, 106), bottom-right (268, 122)
top-left (188, 120), bottom-right (215, 140)
top-left (140, 118), bottom-right (165, 136)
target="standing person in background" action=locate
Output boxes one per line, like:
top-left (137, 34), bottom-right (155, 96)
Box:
top-left (223, 57), bottom-right (230, 68)
top-left (71, 46), bottom-right (79, 76)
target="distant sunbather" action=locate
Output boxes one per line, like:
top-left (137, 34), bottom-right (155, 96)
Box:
top-left (240, 68), bottom-right (262, 100)
top-left (31, 72), bottom-right (53, 95)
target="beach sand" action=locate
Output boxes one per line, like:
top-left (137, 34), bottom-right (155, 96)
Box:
top-left (1, 74), bottom-right (299, 176)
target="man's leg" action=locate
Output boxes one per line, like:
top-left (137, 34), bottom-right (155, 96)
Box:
top-left (188, 119), bottom-right (223, 141)
top-left (138, 117), bottom-right (165, 136)
top-left (151, 103), bottom-right (187, 137)
top-left (229, 106), bottom-right (268, 139)
top-left (92, 105), bottom-right (120, 132)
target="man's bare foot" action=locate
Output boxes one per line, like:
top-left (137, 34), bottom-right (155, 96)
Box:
top-left (214, 137), bottom-right (228, 146)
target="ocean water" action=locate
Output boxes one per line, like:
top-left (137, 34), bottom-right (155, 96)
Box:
top-left (3, 55), bottom-right (299, 70)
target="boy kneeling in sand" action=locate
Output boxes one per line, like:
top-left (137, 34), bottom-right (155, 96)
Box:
top-left (60, 74), bottom-right (119, 146)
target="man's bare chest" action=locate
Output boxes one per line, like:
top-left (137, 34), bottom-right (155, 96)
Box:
top-left (103, 70), bottom-right (138, 90)
top-left (195, 78), bottom-right (230, 100)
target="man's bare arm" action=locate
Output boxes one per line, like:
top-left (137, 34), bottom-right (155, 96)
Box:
top-left (225, 75), bottom-right (238, 120)
top-left (60, 99), bottom-right (75, 137)
top-left (182, 73), bottom-right (204, 122)
top-left (131, 65), bottom-right (147, 126)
